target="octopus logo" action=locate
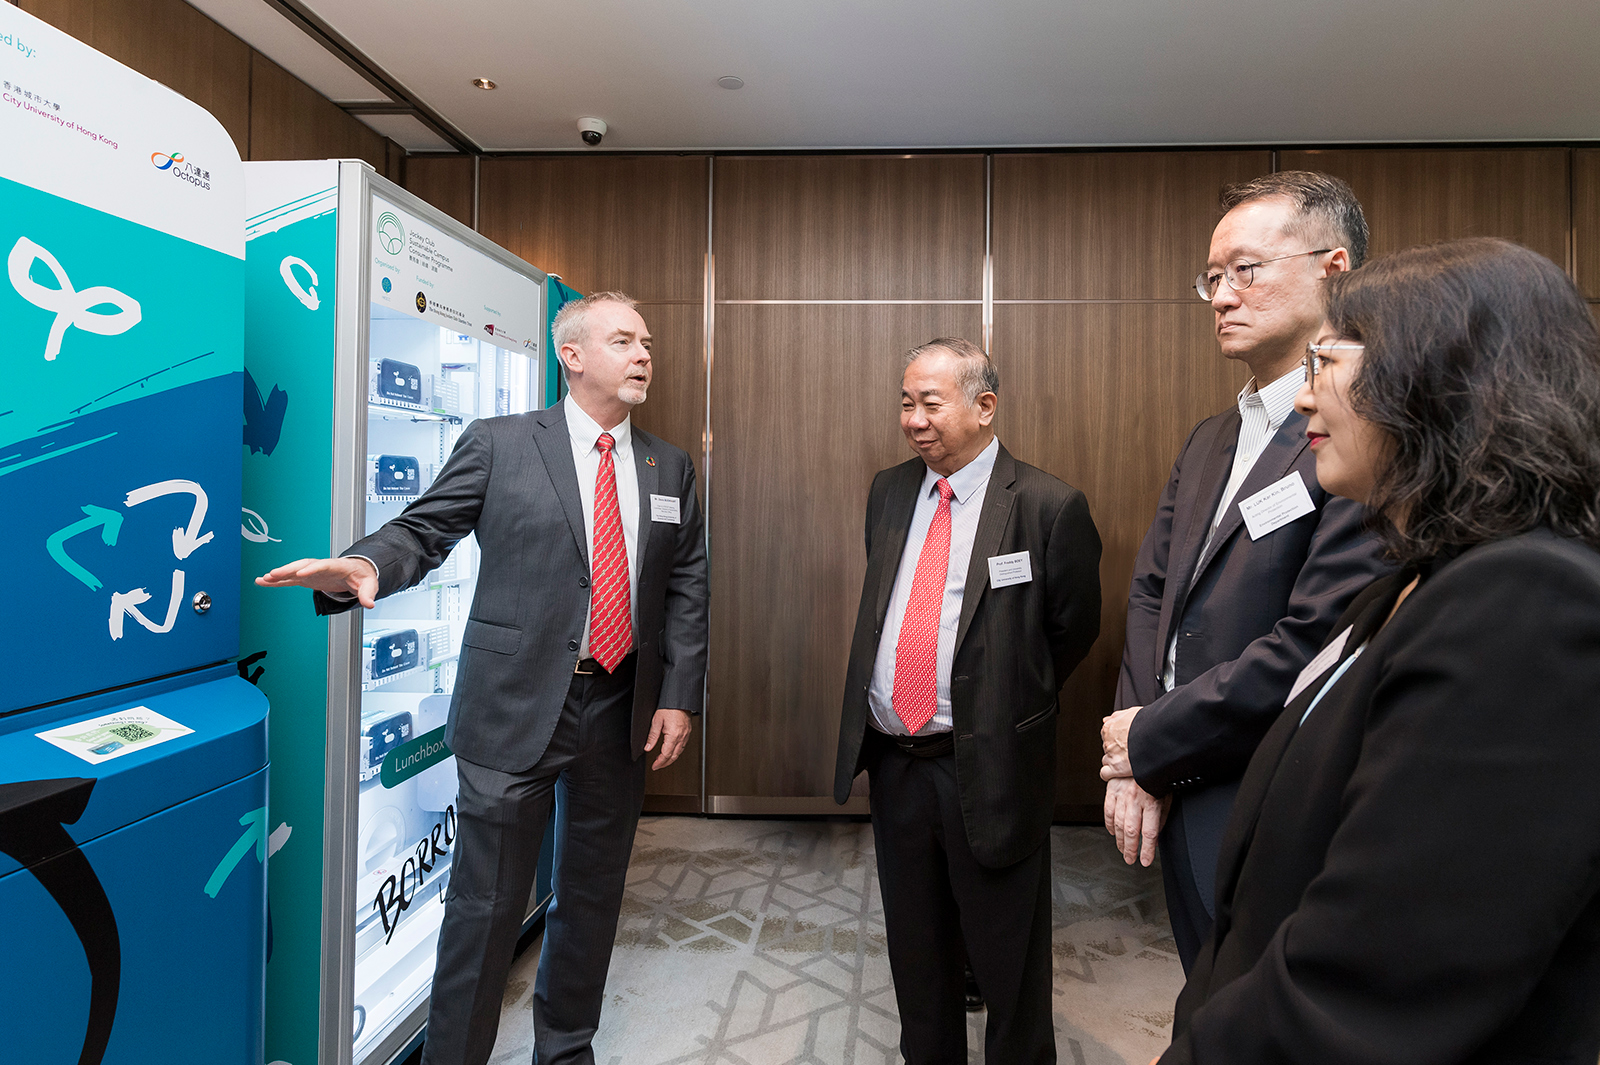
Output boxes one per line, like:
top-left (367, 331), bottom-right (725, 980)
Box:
top-left (150, 151), bottom-right (184, 170)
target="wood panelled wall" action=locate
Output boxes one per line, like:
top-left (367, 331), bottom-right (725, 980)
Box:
top-left (421, 146), bottom-right (1600, 819)
top-left (20, 0), bottom-right (402, 175)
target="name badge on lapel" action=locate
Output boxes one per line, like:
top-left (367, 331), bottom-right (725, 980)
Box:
top-left (650, 494), bottom-right (681, 524)
top-left (1238, 471), bottom-right (1317, 540)
top-left (1285, 625), bottom-right (1352, 705)
top-left (987, 550), bottom-right (1033, 589)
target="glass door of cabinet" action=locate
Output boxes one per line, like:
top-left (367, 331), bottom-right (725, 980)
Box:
top-left (351, 305), bottom-right (530, 1062)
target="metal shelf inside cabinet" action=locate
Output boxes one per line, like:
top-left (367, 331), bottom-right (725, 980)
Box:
top-left (386, 574), bottom-right (474, 598)
top-left (361, 653), bottom-right (459, 691)
top-left (368, 399), bottom-right (461, 424)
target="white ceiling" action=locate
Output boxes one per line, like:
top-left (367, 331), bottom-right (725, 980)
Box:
top-left (193, 0), bottom-right (1600, 153)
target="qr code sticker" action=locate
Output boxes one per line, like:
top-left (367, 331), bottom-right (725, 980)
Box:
top-left (108, 723), bottom-right (158, 743)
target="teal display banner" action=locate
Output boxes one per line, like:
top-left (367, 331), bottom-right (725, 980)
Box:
top-left (2, 174), bottom-right (243, 712)
top-left (238, 169), bottom-right (339, 1065)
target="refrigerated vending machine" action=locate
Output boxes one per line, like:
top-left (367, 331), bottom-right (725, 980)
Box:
top-left (1, 6), bottom-right (268, 1065)
top-left (241, 160), bottom-right (554, 1065)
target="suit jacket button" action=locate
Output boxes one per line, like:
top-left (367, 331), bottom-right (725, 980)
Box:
top-left (568, 640), bottom-right (579, 651)
top-left (578, 576), bottom-right (589, 588)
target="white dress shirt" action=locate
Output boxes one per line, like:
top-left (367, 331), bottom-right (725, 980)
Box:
top-left (1162, 366), bottom-right (1303, 691)
top-left (869, 436), bottom-right (1000, 736)
top-left (564, 394), bottom-right (640, 659)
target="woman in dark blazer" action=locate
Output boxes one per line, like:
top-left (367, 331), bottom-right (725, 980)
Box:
top-left (1158, 237), bottom-right (1600, 1065)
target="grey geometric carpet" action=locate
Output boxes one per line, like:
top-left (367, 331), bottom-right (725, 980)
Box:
top-left (489, 818), bottom-right (1182, 1064)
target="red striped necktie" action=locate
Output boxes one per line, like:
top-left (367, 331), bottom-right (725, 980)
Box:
top-left (588, 432), bottom-right (633, 671)
top-left (891, 477), bottom-right (954, 734)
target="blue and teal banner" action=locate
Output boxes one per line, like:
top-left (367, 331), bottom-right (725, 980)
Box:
top-left (3, 175), bottom-right (243, 711)
top-left (240, 162), bottom-right (341, 1065)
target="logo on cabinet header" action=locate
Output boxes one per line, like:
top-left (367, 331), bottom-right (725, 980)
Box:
top-left (381, 276), bottom-right (392, 294)
top-left (484, 323), bottom-right (522, 346)
top-left (377, 212), bottom-right (406, 256)
top-left (415, 291), bottom-right (428, 314)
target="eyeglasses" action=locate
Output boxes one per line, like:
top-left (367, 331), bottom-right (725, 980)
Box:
top-left (1303, 340), bottom-right (1364, 387)
top-left (1195, 249), bottom-right (1334, 301)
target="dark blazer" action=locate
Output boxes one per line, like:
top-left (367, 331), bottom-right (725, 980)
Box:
top-left (1119, 407), bottom-right (1389, 909)
top-left (1165, 529), bottom-right (1600, 1064)
top-left (833, 443), bottom-right (1102, 869)
top-left (316, 403), bottom-right (709, 773)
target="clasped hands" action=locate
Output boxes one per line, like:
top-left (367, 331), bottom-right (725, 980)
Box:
top-left (255, 556), bottom-right (694, 770)
top-left (1101, 705), bottom-right (1169, 868)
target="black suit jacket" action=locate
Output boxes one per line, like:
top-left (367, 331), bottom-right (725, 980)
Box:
top-left (316, 403), bottom-right (709, 773)
top-left (1165, 529), bottom-right (1600, 1064)
top-left (1118, 407), bottom-right (1390, 908)
top-left (833, 443), bottom-right (1102, 869)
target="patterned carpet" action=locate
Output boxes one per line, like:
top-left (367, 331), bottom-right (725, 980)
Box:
top-left (488, 817), bottom-right (1182, 1065)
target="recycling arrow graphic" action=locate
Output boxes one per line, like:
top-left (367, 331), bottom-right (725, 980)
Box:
top-left (108, 569), bottom-right (184, 641)
top-left (45, 505), bottom-right (125, 590)
top-left (205, 806), bottom-right (267, 899)
top-left (124, 479), bottom-right (213, 559)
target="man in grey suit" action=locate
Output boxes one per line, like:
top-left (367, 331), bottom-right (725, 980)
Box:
top-left (258, 292), bottom-right (708, 1065)
top-left (834, 338), bottom-right (1102, 1063)
top-left (1098, 173), bottom-right (1391, 971)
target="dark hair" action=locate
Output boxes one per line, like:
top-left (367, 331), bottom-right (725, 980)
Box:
top-left (904, 337), bottom-right (999, 404)
top-left (1326, 237), bottom-right (1600, 564)
top-left (1220, 171), bottom-right (1370, 269)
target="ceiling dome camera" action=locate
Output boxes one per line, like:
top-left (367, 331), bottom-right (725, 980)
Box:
top-left (578, 117), bottom-right (607, 147)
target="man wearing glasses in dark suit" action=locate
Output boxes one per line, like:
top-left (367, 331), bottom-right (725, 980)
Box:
top-left (1100, 173), bottom-right (1392, 971)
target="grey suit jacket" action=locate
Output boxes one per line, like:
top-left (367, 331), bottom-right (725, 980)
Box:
top-left (316, 403), bottom-right (709, 773)
top-left (834, 444), bottom-right (1102, 869)
top-left (1118, 407), bottom-right (1390, 909)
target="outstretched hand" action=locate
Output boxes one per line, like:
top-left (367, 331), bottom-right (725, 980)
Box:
top-left (256, 556), bottom-right (379, 609)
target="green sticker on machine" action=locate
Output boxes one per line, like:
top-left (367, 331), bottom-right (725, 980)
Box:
top-left (381, 725), bottom-right (452, 788)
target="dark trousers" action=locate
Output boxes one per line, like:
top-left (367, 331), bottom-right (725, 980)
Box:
top-left (421, 656), bottom-right (645, 1065)
top-left (1159, 797), bottom-right (1213, 974)
top-left (865, 730), bottom-right (1056, 1065)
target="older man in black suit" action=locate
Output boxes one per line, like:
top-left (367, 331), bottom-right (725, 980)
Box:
top-left (1099, 173), bottom-right (1391, 972)
top-left (258, 292), bottom-right (708, 1065)
top-left (834, 338), bottom-right (1102, 1064)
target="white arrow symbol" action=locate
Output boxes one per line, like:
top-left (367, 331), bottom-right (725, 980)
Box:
top-left (125, 479), bottom-right (213, 559)
top-left (109, 569), bottom-right (184, 640)
top-left (279, 256), bottom-right (320, 311)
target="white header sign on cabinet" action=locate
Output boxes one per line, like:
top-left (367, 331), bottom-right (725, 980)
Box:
top-left (369, 196), bottom-right (542, 358)
top-left (0, 4), bottom-right (243, 259)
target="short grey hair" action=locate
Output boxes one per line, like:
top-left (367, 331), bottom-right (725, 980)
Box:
top-left (551, 290), bottom-right (640, 351)
top-left (903, 337), bottom-right (999, 405)
top-left (1219, 170), bottom-right (1370, 269)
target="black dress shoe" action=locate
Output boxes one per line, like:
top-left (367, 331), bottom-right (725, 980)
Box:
top-left (964, 963), bottom-right (985, 1012)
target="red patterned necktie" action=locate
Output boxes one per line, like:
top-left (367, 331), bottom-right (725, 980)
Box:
top-left (588, 432), bottom-right (633, 671)
top-left (892, 477), bottom-right (954, 734)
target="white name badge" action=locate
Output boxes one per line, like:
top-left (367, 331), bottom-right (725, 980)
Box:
top-left (649, 494), bottom-right (681, 524)
top-left (987, 550), bottom-right (1033, 589)
top-left (1239, 471), bottom-right (1317, 540)
top-left (1285, 625), bottom-right (1352, 706)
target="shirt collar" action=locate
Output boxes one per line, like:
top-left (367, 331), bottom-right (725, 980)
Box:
top-left (1237, 365), bottom-right (1304, 432)
top-left (923, 435), bottom-right (999, 505)
top-left (565, 393), bottom-right (632, 456)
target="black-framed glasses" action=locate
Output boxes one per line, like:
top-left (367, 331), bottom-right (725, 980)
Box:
top-left (1303, 340), bottom-right (1365, 387)
top-left (1195, 249), bottom-right (1334, 301)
